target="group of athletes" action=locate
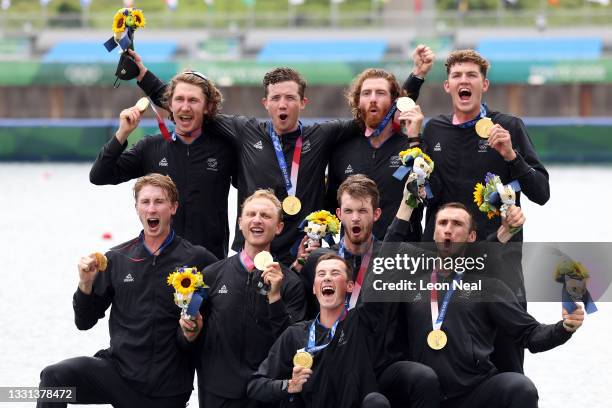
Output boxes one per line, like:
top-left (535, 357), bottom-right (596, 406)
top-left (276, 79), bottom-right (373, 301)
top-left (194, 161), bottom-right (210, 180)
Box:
top-left (38, 46), bottom-right (585, 408)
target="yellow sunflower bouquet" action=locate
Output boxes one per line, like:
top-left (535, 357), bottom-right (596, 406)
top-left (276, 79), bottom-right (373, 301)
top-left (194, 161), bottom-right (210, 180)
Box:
top-left (473, 172), bottom-right (501, 220)
top-left (167, 266), bottom-right (208, 318)
top-left (301, 210), bottom-right (340, 247)
top-left (103, 7), bottom-right (145, 54)
top-left (473, 172), bottom-right (522, 222)
top-left (554, 260), bottom-right (590, 283)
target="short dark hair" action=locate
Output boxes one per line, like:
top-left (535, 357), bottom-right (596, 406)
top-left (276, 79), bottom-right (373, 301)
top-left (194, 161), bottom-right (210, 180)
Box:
top-left (337, 174), bottom-right (380, 210)
top-left (435, 202), bottom-right (477, 233)
top-left (262, 67), bottom-right (307, 99)
top-left (445, 49), bottom-right (490, 78)
top-left (315, 252), bottom-right (354, 281)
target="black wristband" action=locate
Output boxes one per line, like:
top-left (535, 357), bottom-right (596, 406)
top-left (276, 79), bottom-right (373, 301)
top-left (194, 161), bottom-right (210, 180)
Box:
top-left (506, 149), bottom-right (520, 165)
top-left (407, 134), bottom-right (422, 143)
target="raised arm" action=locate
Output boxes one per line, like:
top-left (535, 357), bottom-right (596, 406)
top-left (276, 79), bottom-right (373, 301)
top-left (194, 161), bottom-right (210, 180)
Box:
top-left (89, 104), bottom-right (149, 185)
top-left (73, 253), bottom-right (114, 330)
top-left (130, 50), bottom-right (168, 109)
top-left (402, 44), bottom-right (435, 101)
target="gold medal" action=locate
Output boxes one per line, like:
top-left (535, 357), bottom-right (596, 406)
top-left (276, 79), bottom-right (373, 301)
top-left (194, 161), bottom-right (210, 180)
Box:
top-left (136, 97), bottom-right (150, 112)
top-left (253, 251), bottom-right (274, 271)
top-left (282, 195), bottom-right (302, 215)
top-left (93, 252), bottom-right (108, 272)
top-left (427, 329), bottom-right (447, 350)
top-left (475, 118), bottom-right (493, 139)
top-left (396, 97), bottom-right (416, 112)
top-left (293, 351), bottom-right (314, 369)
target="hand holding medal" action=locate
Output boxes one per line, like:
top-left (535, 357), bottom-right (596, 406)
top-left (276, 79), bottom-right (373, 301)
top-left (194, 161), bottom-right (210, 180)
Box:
top-left (396, 97), bottom-right (423, 138)
top-left (293, 350), bottom-right (314, 369)
top-left (286, 365), bottom-right (312, 394)
top-left (475, 117), bottom-right (493, 139)
top-left (253, 251), bottom-right (274, 271)
top-left (78, 252), bottom-right (108, 295)
top-left (117, 99), bottom-right (147, 143)
top-left (254, 251), bottom-right (283, 299)
top-left (135, 97), bottom-right (149, 113)
top-left (476, 119), bottom-right (516, 161)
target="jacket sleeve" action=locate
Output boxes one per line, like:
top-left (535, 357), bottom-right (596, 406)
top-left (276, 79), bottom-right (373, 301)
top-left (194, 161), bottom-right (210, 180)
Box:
top-left (137, 69), bottom-right (169, 109)
top-left (89, 135), bottom-right (147, 185)
top-left (384, 216), bottom-right (422, 243)
top-left (248, 327), bottom-right (303, 404)
top-left (73, 265), bottom-right (114, 330)
top-left (487, 281), bottom-right (572, 353)
top-left (420, 123), bottom-right (444, 209)
top-left (317, 119), bottom-right (362, 145)
top-left (506, 116), bottom-right (550, 205)
top-left (280, 270), bottom-right (307, 324)
top-left (402, 73), bottom-right (425, 102)
top-left (267, 270), bottom-right (307, 336)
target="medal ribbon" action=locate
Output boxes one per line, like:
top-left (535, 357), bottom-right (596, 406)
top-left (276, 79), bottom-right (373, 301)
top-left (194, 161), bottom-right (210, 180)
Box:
top-left (305, 309), bottom-right (347, 355)
top-left (268, 122), bottom-right (303, 197)
top-left (338, 238), bottom-right (374, 310)
top-left (430, 271), bottom-right (462, 331)
top-left (368, 102), bottom-right (398, 138)
top-left (455, 104), bottom-right (487, 129)
top-left (147, 97), bottom-right (173, 141)
top-left (239, 249), bottom-right (255, 273)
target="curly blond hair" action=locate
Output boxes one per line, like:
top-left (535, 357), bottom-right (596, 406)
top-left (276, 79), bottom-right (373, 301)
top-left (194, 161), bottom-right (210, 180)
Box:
top-left (163, 70), bottom-right (223, 123)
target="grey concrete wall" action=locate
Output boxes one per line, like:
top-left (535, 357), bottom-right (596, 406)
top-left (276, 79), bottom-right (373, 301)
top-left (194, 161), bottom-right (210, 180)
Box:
top-left (0, 83), bottom-right (610, 119)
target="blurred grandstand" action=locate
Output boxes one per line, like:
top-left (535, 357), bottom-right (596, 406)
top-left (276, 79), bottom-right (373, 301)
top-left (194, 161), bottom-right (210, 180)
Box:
top-left (0, 0), bottom-right (611, 161)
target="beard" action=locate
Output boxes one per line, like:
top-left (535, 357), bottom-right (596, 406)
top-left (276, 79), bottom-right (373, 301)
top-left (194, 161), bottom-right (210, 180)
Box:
top-left (362, 108), bottom-right (383, 129)
top-left (345, 224), bottom-right (373, 248)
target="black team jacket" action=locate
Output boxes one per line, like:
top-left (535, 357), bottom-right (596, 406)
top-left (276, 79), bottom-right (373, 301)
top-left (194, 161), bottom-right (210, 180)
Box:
top-left (89, 129), bottom-right (236, 260)
top-left (73, 232), bottom-right (217, 397)
top-left (195, 254), bottom-right (307, 399)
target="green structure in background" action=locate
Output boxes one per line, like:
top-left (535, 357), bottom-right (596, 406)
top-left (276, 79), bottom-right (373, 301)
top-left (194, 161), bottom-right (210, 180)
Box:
top-left (1, 120), bottom-right (610, 163)
top-left (1, 59), bottom-right (611, 86)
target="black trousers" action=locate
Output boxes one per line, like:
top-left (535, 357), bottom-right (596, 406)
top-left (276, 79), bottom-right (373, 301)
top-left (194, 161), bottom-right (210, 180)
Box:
top-left (378, 361), bottom-right (440, 408)
top-left (199, 388), bottom-right (263, 408)
top-left (362, 392), bottom-right (390, 408)
top-left (441, 372), bottom-right (538, 408)
top-left (37, 356), bottom-right (190, 408)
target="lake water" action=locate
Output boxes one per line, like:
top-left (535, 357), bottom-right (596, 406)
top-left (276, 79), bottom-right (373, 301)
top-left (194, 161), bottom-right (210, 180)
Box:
top-left (0, 163), bottom-right (610, 407)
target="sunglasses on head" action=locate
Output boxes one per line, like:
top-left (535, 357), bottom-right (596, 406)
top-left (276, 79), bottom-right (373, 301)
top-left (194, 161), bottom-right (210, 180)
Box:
top-left (184, 71), bottom-right (209, 82)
